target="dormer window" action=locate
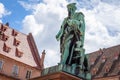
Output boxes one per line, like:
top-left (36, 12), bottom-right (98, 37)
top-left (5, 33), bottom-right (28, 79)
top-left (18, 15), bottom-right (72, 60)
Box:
top-left (1, 33), bottom-right (9, 41)
top-left (114, 53), bottom-right (119, 60)
top-left (12, 29), bottom-right (18, 36)
top-left (91, 59), bottom-right (95, 65)
top-left (105, 66), bottom-right (109, 73)
top-left (0, 30), bottom-right (3, 35)
top-left (3, 43), bottom-right (11, 53)
top-left (13, 38), bottom-right (20, 46)
top-left (0, 31), bottom-right (3, 39)
top-left (92, 68), bottom-right (98, 75)
top-left (102, 56), bottom-right (106, 63)
top-left (16, 48), bottom-right (23, 57)
top-left (0, 24), bottom-right (7, 32)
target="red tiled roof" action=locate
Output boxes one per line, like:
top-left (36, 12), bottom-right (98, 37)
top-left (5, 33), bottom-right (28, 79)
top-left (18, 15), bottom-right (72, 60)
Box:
top-left (88, 45), bottom-right (120, 78)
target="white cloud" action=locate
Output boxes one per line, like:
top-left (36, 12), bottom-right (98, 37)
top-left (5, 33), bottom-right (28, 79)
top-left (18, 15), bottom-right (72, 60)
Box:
top-left (80, 1), bottom-right (120, 53)
top-left (44, 49), bottom-right (60, 68)
top-left (22, 15), bottom-right (44, 36)
top-left (20, 0), bottom-right (120, 67)
top-left (18, 1), bottom-right (35, 11)
top-left (20, 0), bottom-right (68, 67)
top-left (101, 0), bottom-right (120, 6)
top-left (0, 3), bottom-right (11, 20)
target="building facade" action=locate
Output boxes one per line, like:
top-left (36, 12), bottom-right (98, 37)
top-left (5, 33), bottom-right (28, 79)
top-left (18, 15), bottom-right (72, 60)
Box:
top-left (0, 23), bottom-right (45, 80)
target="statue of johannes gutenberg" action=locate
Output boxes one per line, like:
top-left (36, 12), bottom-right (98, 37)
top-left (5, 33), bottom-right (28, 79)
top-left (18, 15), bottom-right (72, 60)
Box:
top-left (56, 3), bottom-right (91, 80)
top-left (56, 3), bottom-right (85, 65)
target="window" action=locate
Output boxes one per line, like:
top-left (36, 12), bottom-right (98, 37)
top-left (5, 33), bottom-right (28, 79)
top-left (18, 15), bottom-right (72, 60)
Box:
top-left (0, 24), bottom-right (7, 32)
top-left (102, 56), bottom-right (106, 63)
top-left (0, 60), bottom-right (3, 70)
top-left (114, 53), bottom-right (119, 60)
top-left (3, 43), bottom-right (11, 53)
top-left (1, 33), bottom-right (9, 41)
top-left (15, 48), bottom-right (23, 57)
top-left (90, 59), bottom-right (95, 65)
top-left (92, 68), bottom-right (98, 75)
top-left (26, 70), bottom-right (32, 79)
top-left (0, 30), bottom-right (3, 35)
top-left (13, 38), bottom-right (20, 46)
top-left (12, 65), bottom-right (19, 76)
top-left (105, 66), bottom-right (109, 73)
top-left (12, 29), bottom-right (18, 36)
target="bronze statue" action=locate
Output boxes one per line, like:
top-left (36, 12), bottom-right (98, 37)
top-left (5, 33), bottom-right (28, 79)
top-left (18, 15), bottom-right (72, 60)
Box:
top-left (56, 3), bottom-right (91, 80)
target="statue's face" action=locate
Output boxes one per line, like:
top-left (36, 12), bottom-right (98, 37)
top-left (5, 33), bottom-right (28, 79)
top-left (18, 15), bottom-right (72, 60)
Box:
top-left (67, 7), bottom-right (76, 16)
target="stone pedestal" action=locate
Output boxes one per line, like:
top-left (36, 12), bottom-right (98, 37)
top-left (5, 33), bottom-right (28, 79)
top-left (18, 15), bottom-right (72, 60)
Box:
top-left (31, 71), bottom-right (82, 80)
top-left (30, 64), bottom-right (91, 80)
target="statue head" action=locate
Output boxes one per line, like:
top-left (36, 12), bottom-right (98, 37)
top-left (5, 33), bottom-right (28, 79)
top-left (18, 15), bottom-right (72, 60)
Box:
top-left (67, 3), bottom-right (77, 16)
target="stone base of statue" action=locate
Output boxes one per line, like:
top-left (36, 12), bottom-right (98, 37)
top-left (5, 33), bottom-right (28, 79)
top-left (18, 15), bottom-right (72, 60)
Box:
top-left (31, 71), bottom-right (82, 80)
top-left (30, 64), bottom-right (91, 80)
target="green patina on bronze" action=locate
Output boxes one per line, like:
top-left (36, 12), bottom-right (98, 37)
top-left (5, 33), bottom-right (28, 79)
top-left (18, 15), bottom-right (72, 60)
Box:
top-left (56, 3), bottom-right (91, 80)
top-left (41, 3), bottom-right (91, 80)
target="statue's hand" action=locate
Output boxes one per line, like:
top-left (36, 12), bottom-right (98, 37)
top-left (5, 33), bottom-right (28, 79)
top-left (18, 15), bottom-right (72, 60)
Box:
top-left (67, 19), bottom-right (80, 26)
top-left (67, 19), bottom-right (73, 26)
top-left (56, 34), bottom-right (59, 41)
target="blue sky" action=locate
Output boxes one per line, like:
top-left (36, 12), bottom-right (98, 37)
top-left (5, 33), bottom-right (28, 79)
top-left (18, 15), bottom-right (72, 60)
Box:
top-left (0, 0), bottom-right (120, 67)
top-left (0, 0), bottom-right (31, 30)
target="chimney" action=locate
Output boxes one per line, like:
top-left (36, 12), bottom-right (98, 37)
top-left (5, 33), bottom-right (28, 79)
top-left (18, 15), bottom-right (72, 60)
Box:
top-left (5, 22), bottom-right (9, 26)
top-left (40, 50), bottom-right (46, 69)
top-left (99, 48), bottom-right (105, 55)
